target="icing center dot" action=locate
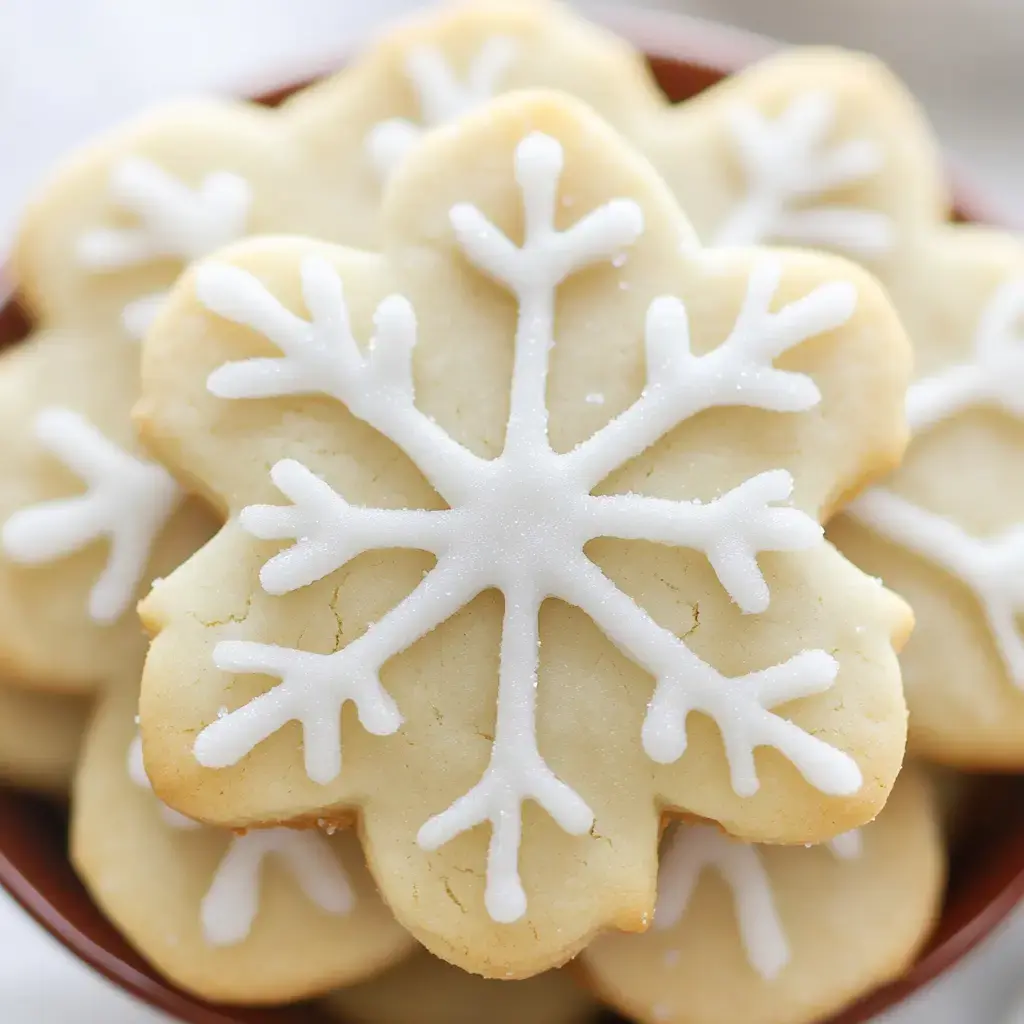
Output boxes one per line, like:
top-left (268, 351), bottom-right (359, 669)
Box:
top-left (450, 451), bottom-right (585, 574)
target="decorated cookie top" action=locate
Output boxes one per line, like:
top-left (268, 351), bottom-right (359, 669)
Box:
top-left (582, 768), bottom-right (943, 1024)
top-left (0, 328), bottom-right (216, 691)
top-left (136, 90), bottom-right (910, 976)
top-left (643, 48), bottom-right (945, 266)
top-left (828, 233), bottom-right (1024, 766)
top-left (72, 682), bottom-right (413, 1004)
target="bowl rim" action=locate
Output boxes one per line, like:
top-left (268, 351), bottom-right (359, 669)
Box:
top-left (0, 7), bottom-right (1022, 1024)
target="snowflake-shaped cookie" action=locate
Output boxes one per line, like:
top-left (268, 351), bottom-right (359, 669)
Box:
top-left (0, 99), bottom-right (309, 691)
top-left (136, 92), bottom-right (909, 975)
top-left (643, 48), bottom-right (938, 263)
top-left (72, 683), bottom-right (414, 1003)
top-left (582, 768), bottom-right (943, 1024)
top-left (829, 249), bottom-right (1024, 766)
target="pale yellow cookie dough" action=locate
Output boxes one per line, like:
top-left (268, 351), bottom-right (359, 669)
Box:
top-left (0, 681), bottom-right (89, 796)
top-left (323, 950), bottom-right (595, 1024)
top-left (581, 767), bottom-right (943, 1024)
top-left (2, 83), bottom-right (341, 700)
top-left (829, 232), bottom-right (1024, 768)
top-left (0, 330), bottom-right (215, 693)
top-left (72, 680), bottom-right (414, 1004)
top-left (137, 91), bottom-right (910, 977)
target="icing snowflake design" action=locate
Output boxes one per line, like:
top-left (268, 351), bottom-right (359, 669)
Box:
top-left (366, 36), bottom-right (517, 181)
top-left (847, 278), bottom-right (1024, 685)
top-left (193, 131), bottom-right (863, 924)
top-left (655, 824), bottom-right (862, 980)
top-left (713, 92), bottom-right (893, 256)
top-left (127, 734), bottom-right (352, 946)
top-left (76, 156), bottom-right (252, 338)
top-left (1, 409), bottom-right (181, 623)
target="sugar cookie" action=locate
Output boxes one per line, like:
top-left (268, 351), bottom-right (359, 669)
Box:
top-left (0, 682), bottom-right (88, 796)
top-left (137, 91), bottom-right (910, 976)
top-left (581, 767), bottom-right (943, 1024)
top-left (71, 680), bottom-right (414, 1004)
top-left (324, 950), bottom-right (594, 1024)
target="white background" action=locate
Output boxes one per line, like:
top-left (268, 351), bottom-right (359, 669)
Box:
top-left (0, 1), bottom-right (1022, 1021)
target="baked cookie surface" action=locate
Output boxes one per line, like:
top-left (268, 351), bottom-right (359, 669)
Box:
top-left (71, 680), bottom-right (414, 1004)
top-left (581, 767), bottom-right (943, 1024)
top-left (137, 91), bottom-right (910, 976)
top-left (0, 681), bottom-right (89, 796)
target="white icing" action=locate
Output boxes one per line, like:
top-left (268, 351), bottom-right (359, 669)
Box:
top-left (905, 278), bottom-right (1024, 433)
top-left (198, 132), bottom-right (860, 923)
top-left (367, 37), bottom-right (518, 181)
top-left (127, 733), bottom-right (201, 831)
top-left (827, 828), bottom-right (863, 860)
top-left (1, 408), bottom-right (182, 623)
top-left (121, 292), bottom-right (169, 341)
top-left (655, 825), bottom-right (789, 981)
top-left (656, 824), bottom-right (863, 980)
top-left (76, 157), bottom-right (251, 338)
top-left (126, 734), bottom-right (351, 945)
top-left (200, 828), bottom-right (353, 947)
top-left (714, 92), bottom-right (892, 256)
top-left (848, 278), bottom-right (1024, 686)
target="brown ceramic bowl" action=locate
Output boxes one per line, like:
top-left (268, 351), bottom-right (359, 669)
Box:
top-left (1, 9), bottom-right (1023, 1024)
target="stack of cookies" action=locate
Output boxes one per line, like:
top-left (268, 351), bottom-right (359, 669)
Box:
top-left (5, 2), bottom-right (1019, 1021)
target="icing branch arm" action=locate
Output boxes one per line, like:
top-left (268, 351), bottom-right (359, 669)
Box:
top-left (76, 157), bottom-right (250, 338)
top-left (240, 458), bottom-right (453, 595)
top-left (1, 409), bottom-right (181, 623)
top-left (195, 560), bottom-right (484, 783)
top-left (366, 37), bottom-right (518, 181)
top-left (848, 488), bottom-right (1024, 686)
top-left (847, 277), bottom-right (1024, 683)
top-left (200, 829), bottom-right (352, 946)
top-left (450, 132), bottom-right (643, 450)
top-left (202, 257), bottom-right (486, 506)
top-left (655, 826), bottom-right (789, 980)
top-left (904, 364), bottom-right (990, 434)
top-left (906, 276), bottom-right (1024, 434)
top-left (712, 93), bottom-right (892, 254)
top-left (450, 133), bottom-right (643, 297)
top-left (417, 577), bottom-right (593, 924)
top-left (584, 469), bottom-right (822, 613)
top-left (127, 734), bottom-right (201, 831)
top-left (557, 556), bottom-right (858, 797)
top-left (567, 259), bottom-right (853, 490)
top-left (76, 157), bottom-right (251, 269)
